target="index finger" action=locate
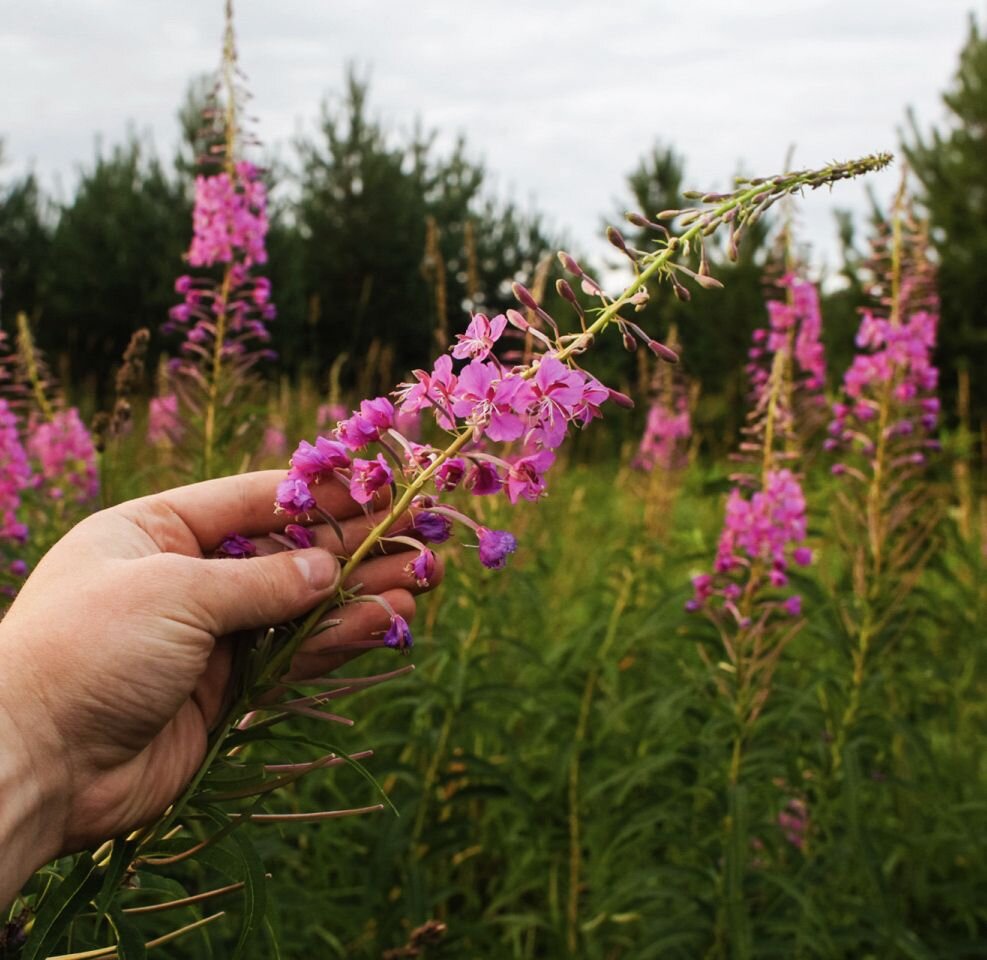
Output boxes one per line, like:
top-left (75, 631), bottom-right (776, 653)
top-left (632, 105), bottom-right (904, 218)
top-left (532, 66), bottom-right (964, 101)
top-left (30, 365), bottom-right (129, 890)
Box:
top-left (121, 469), bottom-right (389, 554)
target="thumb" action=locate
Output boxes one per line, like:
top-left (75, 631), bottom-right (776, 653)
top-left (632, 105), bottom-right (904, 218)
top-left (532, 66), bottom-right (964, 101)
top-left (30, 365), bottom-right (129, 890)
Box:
top-left (151, 548), bottom-right (341, 635)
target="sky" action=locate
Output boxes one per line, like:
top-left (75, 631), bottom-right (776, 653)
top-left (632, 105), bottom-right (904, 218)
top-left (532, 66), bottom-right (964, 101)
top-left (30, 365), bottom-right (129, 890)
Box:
top-left (2, 0), bottom-right (982, 277)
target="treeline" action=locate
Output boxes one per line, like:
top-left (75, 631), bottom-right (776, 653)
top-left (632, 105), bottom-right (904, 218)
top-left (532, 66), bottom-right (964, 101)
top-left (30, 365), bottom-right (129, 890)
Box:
top-left (2, 16), bottom-right (987, 425)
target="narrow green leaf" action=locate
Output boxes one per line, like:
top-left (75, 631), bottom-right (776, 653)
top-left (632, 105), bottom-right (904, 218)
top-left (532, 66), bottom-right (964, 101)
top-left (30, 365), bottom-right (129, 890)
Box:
top-left (108, 904), bottom-right (147, 960)
top-left (21, 853), bottom-right (100, 960)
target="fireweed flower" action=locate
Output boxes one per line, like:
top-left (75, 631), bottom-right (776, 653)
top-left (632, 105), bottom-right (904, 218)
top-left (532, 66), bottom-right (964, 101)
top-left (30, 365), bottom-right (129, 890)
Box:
top-left (413, 512), bottom-right (453, 544)
top-left (408, 548), bottom-right (437, 587)
top-left (284, 523), bottom-right (315, 549)
top-left (276, 476), bottom-right (317, 515)
top-left (27, 408), bottom-right (99, 504)
top-left (451, 312), bottom-right (508, 361)
top-left (691, 468), bottom-right (811, 619)
top-left (476, 527), bottom-right (518, 569)
top-left (633, 395), bottom-right (691, 472)
top-left (349, 454), bottom-right (394, 505)
top-left (0, 399), bottom-right (32, 544)
top-left (147, 394), bottom-right (183, 446)
top-left (158, 32), bottom-right (277, 478)
top-left (383, 614), bottom-right (413, 650)
top-left (290, 437), bottom-right (351, 479)
top-left (217, 533), bottom-right (257, 558)
top-left (746, 274), bottom-right (827, 411)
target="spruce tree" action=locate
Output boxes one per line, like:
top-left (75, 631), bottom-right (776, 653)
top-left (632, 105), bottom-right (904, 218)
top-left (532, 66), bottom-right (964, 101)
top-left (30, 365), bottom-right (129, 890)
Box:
top-left (903, 14), bottom-right (987, 418)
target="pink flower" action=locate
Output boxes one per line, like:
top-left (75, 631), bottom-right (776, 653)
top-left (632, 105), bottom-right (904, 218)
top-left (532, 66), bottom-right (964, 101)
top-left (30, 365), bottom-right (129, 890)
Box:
top-left (349, 454), bottom-right (393, 505)
top-left (27, 408), bottom-right (99, 503)
top-left (477, 527), bottom-right (518, 569)
top-left (526, 355), bottom-right (586, 449)
top-left (383, 614), bottom-right (413, 650)
top-left (289, 437), bottom-right (352, 480)
top-left (451, 361), bottom-right (532, 442)
top-left (284, 523), bottom-right (315, 549)
top-left (395, 355), bottom-right (459, 428)
top-left (276, 476), bottom-right (316, 514)
top-left (465, 460), bottom-right (503, 496)
top-left (408, 549), bottom-right (437, 586)
top-left (435, 457), bottom-right (466, 491)
top-left (451, 312), bottom-right (508, 360)
top-left (0, 400), bottom-right (32, 543)
top-left (336, 397), bottom-right (396, 451)
top-left (413, 512), bottom-right (453, 543)
top-left (217, 533), bottom-right (257, 558)
top-left (505, 449), bottom-right (555, 504)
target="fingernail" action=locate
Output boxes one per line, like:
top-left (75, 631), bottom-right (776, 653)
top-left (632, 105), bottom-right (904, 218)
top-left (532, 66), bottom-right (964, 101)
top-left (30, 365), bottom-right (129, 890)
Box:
top-left (293, 550), bottom-right (339, 591)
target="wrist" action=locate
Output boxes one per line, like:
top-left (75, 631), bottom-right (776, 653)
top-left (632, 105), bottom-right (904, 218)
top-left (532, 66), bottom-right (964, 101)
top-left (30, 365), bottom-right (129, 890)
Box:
top-left (0, 661), bottom-right (70, 909)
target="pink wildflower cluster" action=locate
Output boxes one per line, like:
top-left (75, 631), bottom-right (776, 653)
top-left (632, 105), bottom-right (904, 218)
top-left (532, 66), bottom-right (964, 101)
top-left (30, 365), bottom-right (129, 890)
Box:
top-left (747, 275), bottom-right (826, 402)
top-left (825, 307), bottom-right (939, 470)
top-left (27, 409), bottom-right (99, 504)
top-left (632, 394), bottom-right (691, 472)
top-left (162, 160), bottom-right (276, 396)
top-left (0, 399), bottom-right (32, 545)
top-left (147, 394), bottom-right (184, 446)
top-left (272, 309), bottom-right (623, 647)
top-left (688, 468), bottom-right (812, 620)
top-left (187, 162), bottom-right (269, 269)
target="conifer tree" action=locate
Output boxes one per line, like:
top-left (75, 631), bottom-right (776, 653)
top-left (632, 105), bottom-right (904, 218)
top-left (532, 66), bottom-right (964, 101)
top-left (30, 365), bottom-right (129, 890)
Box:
top-left (903, 14), bottom-right (987, 418)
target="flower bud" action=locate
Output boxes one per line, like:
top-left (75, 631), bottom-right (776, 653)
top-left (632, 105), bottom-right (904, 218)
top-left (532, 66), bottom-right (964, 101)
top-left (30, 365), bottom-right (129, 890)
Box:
top-left (607, 388), bottom-right (634, 409)
top-left (647, 340), bottom-right (680, 364)
top-left (512, 282), bottom-right (540, 311)
top-left (557, 251), bottom-right (585, 277)
top-left (506, 308), bottom-right (529, 331)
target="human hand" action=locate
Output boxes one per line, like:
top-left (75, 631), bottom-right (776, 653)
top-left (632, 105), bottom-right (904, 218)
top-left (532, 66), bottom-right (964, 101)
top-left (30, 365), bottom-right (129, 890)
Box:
top-left (0, 470), bottom-right (441, 906)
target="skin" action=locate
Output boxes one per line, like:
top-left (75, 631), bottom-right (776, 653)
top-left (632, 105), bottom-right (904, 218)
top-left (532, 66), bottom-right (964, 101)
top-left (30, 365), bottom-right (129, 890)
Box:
top-left (0, 470), bottom-right (442, 910)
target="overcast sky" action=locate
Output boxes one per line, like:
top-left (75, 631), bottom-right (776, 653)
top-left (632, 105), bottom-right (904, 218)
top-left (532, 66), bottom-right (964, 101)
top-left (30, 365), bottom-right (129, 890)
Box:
top-left (2, 1), bottom-right (982, 276)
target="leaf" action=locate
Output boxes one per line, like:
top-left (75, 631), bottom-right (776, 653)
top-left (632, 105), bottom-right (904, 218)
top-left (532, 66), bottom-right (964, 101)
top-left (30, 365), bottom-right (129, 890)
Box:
top-left (93, 839), bottom-right (133, 916)
top-left (21, 853), bottom-right (100, 960)
top-left (108, 905), bottom-right (147, 960)
top-left (198, 807), bottom-right (267, 960)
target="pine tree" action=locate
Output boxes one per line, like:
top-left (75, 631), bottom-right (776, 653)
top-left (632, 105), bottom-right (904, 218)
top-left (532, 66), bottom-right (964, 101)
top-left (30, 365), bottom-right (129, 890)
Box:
top-left (295, 69), bottom-right (556, 387)
top-left (0, 144), bottom-right (52, 329)
top-left (903, 13), bottom-right (987, 419)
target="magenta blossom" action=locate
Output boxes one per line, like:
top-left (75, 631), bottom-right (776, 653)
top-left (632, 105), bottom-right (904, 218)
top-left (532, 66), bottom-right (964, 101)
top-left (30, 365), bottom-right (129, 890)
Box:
top-left (276, 476), bottom-right (316, 515)
top-left (336, 397), bottom-right (396, 451)
top-left (0, 400), bottom-right (32, 544)
top-left (383, 614), bottom-right (413, 650)
top-left (451, 312), bottom-right (508, 361)
top-left (27, 408), bottom-right (99, 504)
top-left (435, 456), bottom-right (466, 491)
top-left (217, 533), bottom-right (257, 558)
top-left (505, 449), bottom-right (555, 504)
top-left (451, 361), bottom-right (533, 442)
top-left (350, 454), bottom-right (394, 505)
top-left (466, 460), bottom-right (504, 496)
top-left (414, 512), bottom-right (453, 543)
top-left (290, 437), bottom-right (352, 480)
top-left (477, 526), bottom-right (518, 569)
top-left (526, 355), bottom-right (588, 449)
top-left (395, 354), bottom-right (459, 429)
top-left (408, 549), bottom-right (437, 587)
top-left (284, 523), bottom-right (315, 549)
